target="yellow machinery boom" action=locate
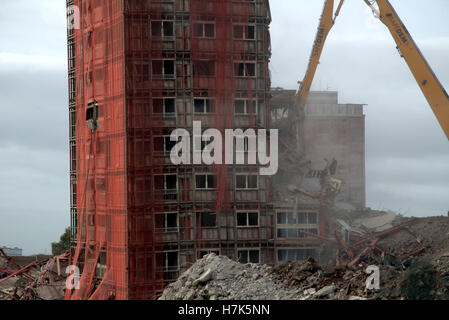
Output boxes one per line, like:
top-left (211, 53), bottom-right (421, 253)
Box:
top-left (363, 0), bottom-right (449, 140)
top-left (295, 0), bottom-right (345, 118)
top-left (297, 0), bottom-right (449, 140)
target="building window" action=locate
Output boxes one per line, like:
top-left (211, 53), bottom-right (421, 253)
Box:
top-left (151, 20), bottom-right (175, 38)
top-left (165, 212), bottom-right (178, 232)
top-left (193, 22), bottom-right (215, 38)
top-left (153, 98), bottom-right (176, 117)
top-left (277, 249), bottom-right (316, 263)
top-left (194, 60), bottom-right (216, 76)
top-left (200, 249), bottom-right (220, 258)
top-left (237, 211), bottom-right (259, 227)
top-left (234, 62), bottom-right (256, 77)
top-left (236, 174), bottom-right (258, 190)
top-left (277, 228), bottom-right (318, 239)
top-left (194, 98), bottom-right (215, 113)
top-left (154, 136), bottom-right (177, 154)
top-left (154, 175), bottom-right (177, 201)
top-left (234, 99), bottom-right (259, 115)
top-left (276, 211), bottom-right (318, 239)
top-left (238, 250), bottom-right (259, 263)
top-left (196, 212), bottom-right (216, 227)
top-left (164, 251), bottom-right (179, 271)
top-left (152, 60), bottom-right (175, 78)
top-left (277, 211), bottom-right (318, 225)
top-left (195, 174), bottom-right (215, 189)
top-left (233, 24), bottom-right (255, 40)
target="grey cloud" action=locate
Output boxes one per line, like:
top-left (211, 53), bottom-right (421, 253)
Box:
top-left (0, 69), bottom-right (69, 152)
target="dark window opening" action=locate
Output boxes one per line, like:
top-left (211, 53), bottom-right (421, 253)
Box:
top-left (237, 212), bottom-right (247, 226)
top-left (151, 21), bottom-right (174, 37)
top-left (247, 25), bottom-right (255, 39)
top-left (236, 175), bottom-right (247, 189)
top-left (155, 175), bottom-right (177, 191)
top-left (237, 212), bottom-right (259, 227)
top-left (235, 100), bottom-right (245, 114)
top-left (234, 62), bottom-right (256, 77)
top-left (193, 23), bottom-right (215, 38)
top-left (86, 100), bottom-right (98, 121)
top-left (165, 213), bottom-right (178, 232)
top-left (233, 25), bottom-right (255, 40)
top-left (248, 212), bottom-right (258, 226)
top-left (152, 60), bottom-right (175, 78)
top-left (195, 174), bottom-right (215, 189)
top-left (165, 252), bottom-right (178, 270)
top-left (154, 136), bottom-right (176, 154)
top-left (165, 175), bottom-right (177, 190)
top-left (164, 60), bottom-right (175, 78)
top-left (164, 98), bottom-right (175, 114)
top-left (153, 98), bottom-right (176, 116)
top-left (86, 101), bottom-right (99, 132)
top-left (236, 175), bottom-right (258, 189)
top-left (234, 99), bottom-right (257, 115)
top-left (194, 98), bottom-right (215, 113)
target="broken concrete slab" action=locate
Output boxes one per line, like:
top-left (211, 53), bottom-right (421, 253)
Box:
top-left (353, 211), bottom-right (398, 232)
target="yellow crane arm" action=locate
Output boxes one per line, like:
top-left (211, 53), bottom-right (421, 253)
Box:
top-left (364, 0), bottom-right (449, 140)
top-left (295, 0), bottom-right (345, 117)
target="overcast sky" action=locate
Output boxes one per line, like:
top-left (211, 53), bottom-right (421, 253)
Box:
top-left (0, 0), bottom-right (448, 255)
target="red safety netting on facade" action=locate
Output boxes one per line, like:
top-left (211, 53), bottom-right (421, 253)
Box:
top-left (68, 0), bottom-right (128, 300)
top-left (68, 0), bottom-right (270, 300)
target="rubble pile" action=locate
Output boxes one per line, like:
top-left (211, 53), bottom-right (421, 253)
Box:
top-left (0, 251), bottom-right (69, 300)
top-left (161, 214), bottom-right (449, 300)
top-left (160, 253), bottom-right (303, 300)
top-left (268, 258), bottom-right (377, 300)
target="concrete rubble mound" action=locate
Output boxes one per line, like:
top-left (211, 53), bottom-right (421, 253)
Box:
top-left (159, 253), bottom-right (302, 300)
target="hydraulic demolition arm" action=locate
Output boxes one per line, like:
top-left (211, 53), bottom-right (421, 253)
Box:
top-left (363, 0), bottom-right (449, 140)
top-left (295, 0), bottom-right (345, 118)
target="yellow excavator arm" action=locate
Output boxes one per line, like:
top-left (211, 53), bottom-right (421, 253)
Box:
top-left (296, 0), bottom-right (449, 140)
top-left (363, 0), bottom-right (449, 140)
top-left (295, 0), bottom-right (345, 118)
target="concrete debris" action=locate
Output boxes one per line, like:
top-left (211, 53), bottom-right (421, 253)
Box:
top-left (352, 211), bottom-right (398, 233)
top-left (159, 253), bottom-right (303, 300)
top-left (0, 251), bottom-right (69, 300)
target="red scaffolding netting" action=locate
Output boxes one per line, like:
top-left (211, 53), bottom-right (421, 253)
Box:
top-left (68, 0), bottom-right (269, 300)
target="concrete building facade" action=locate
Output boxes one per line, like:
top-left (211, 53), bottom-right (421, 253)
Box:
top-left (270, 90), bottom-right (366, 209)
top-left (303, 91), bottom-right (366, 208)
